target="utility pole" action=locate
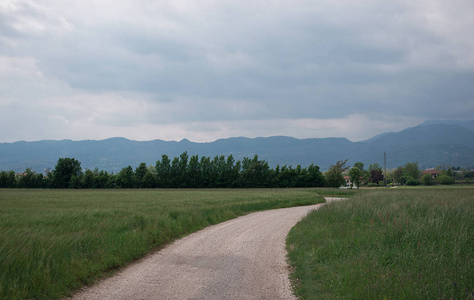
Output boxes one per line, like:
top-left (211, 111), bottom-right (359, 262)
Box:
top-left (384, 152), bottom-right (387, 187)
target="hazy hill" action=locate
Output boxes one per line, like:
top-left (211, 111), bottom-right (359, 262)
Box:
top-left (418, 120), bottom-right (474, 132)
top-left (1, 122), bottom-right (473, 173)
top-left (355, 124), bottom-right (474, 169)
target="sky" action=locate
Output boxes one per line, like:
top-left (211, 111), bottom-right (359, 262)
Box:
top-left (1, 0), bottom-right (473, 143)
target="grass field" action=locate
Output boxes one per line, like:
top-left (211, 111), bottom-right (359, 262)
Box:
top-left (312, 188), bottom-right (359, 197)
top-left (287, 187), bottom-right (474, 299)
top-left (0, 188), bottom-right (324, 300)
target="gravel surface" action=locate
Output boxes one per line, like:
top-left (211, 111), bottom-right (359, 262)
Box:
top-left (71, 202), bottom-right (328, 300)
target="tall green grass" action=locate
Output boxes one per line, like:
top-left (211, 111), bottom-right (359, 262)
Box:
top-left (0, 188), bottom-right (324, 299)
top-left (312, 188), bottom-right (360, 197)
top-left (287, 188), bottom-right (473, 299)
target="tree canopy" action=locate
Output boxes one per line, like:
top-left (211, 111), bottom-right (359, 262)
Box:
top-left (348, 167), bottom-right (363, 189)
top-left (325, 159), bottom-right (349, 188)
top-left (3, 155), bottom-right (468, 189)
top-left (52, 158), bottom-right (82, 188)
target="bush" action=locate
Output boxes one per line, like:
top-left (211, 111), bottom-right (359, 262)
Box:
top-left (437, 174), bottom-right (454, 185)
top-left (406, 177), bottom-right (419, 186)
top-left (367, 182), bottom-right (378, 187)
top-left (421, 173), bottom-right (435, 186)
top-left (400, 174), bottom-right (411, 185)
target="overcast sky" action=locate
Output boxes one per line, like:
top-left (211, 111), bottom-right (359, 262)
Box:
top-left (1, 0), bottom-right (473, 143)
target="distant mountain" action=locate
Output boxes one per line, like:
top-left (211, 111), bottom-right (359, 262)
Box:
top-left (1, 122), bottom-right (473, 173)
top-left (354, 124), bottom-right (474, 169)
top-left (359, 131), bottom-right (391, 144)
top-left (418, 120), bottom-right (474, 132)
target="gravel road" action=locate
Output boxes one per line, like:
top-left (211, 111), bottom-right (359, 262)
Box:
top-left (72, 202), bottom-right (330, 300)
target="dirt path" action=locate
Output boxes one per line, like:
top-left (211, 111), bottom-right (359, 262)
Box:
top-left (72, 201), bottom-right (332, 300)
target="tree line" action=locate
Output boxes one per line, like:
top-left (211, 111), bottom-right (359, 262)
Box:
top-left (344, 161), bottom-right (471, 188)
top-left (2, 153), bottom-right (471, 189)
top-left (0, 153), bottom-right (326, 189)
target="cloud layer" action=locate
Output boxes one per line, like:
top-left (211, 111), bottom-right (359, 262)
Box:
top-left (1, 0), bottom-right (473, 142)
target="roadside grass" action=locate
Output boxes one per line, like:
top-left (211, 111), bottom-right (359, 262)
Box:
top-left (0, 188), bottom-right (324, 300)
top-left (313, 188), bottom-right (360, 197)
top-left (287, 188), bottom-right (473, 299)
top-left (396, 184), bottom-right (474, 190)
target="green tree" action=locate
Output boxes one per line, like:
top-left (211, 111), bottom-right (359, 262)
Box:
top-left (421, 173), bottom-right (435, 186)
top-left (169, 157), bottom-right (181, 188)
top-left (80, 169), bottom-right (96, 188)
top-left (187, 154), bottom-right (201, 188)
top-left (403, 162), bottom-right (421, 181)
top-left (353, 161), bottom-right (369, 184)
top-left (400, 174), bottom-right (413, 185)
top-left (209, 156), bottom-right (221, 187)
top-left (53, 158), bottom-right (82, 188)
top-left (95, 169), bottom-right (110, 188)
top-left (384, 170), bottom-right (393, 185)
top-left (353, 162), bottom-right (364, 170)
top-left (392, 166), bottom-right (403, 184)
top-left (294, 165), bottom-right (304, 187)
top-left (0, 171), bottom-right (17, 188)
top-left (278, 165), bottom-right (296, 188)
top-left (232, 160), bottom-right (242, 187)
top-left (116, 166), bottom-right (135, 188)
top-left (199, 156), bottom-right (212, 188)
top-left (368, 163), bottom-right (381, 171)
top-left (437, 174), bottom-right (454, 185)
top-left (141, 171), bottom-right (156, 188)
top-left (135, 163), bottom-right (148, 187)
top-left (241, 155), bottom-right (270, 188)
top-left (69, 174), bottom-right (82, 189)
top-left (464, 170), bottom-right (474, 179)
top-left (405, 177), bottom-right (419, 186)
top-left (226, 155), bottom-right (240, 188)
top-left (18, 169), bottom-right (42, 188)
top-left (178, 152), bottom-right (189, 187)
top-left (105, 173), bottom-right (117, 188)
top-left (307, 164), bottom-right (325, 187)
top-left (325, 159), bottom-right (349, 188)
top-left (42, 174), bottom-right (53, 188)
top-left (155, 155), bottom-right (171, 187)
top-left (348, 167), bottom-right (362, 189)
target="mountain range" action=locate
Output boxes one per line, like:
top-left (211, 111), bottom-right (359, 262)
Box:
top-left (1, 120), bottom-right (473, 173)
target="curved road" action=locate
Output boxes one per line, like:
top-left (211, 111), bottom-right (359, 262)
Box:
top-left (72, 201), bottom-right (333, 300)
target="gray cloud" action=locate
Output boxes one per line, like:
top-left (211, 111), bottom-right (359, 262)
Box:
top-left (1, 0), bottom-right (473, 143)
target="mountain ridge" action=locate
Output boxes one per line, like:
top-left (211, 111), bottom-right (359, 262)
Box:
top-left (1, 122), bottom-right (473, 173)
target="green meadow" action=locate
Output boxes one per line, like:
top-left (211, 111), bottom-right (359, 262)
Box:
top-left (0, 188), bottom-right (324, 299)
top-left (287, 187), bottom-right (474, 299)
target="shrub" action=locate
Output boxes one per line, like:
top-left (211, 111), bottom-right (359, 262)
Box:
top-left (437, 174), bottom-right (454, 185)
top-left (421, 173), bottom-right (435, 186)
top-left (405, 177), bottom-right (419, 186)
top-left (400, 174), bottom-right (411, 185)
